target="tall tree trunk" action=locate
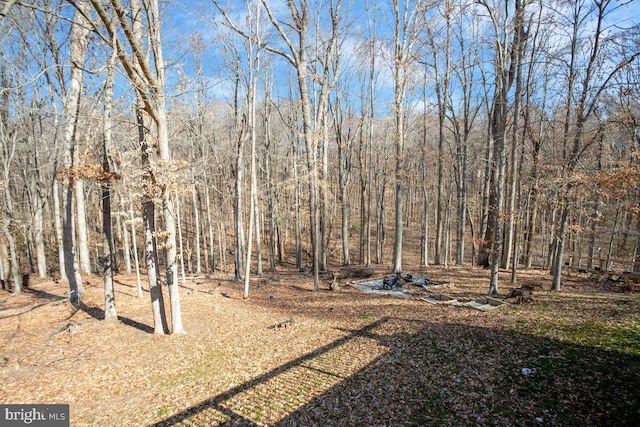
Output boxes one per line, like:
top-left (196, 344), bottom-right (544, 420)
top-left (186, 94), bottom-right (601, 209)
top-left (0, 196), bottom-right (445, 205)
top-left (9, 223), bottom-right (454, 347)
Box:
top-left (256, 0), bottom-right (343, 290)
top-left (484, 0), bottom-right (526, 295)
top-left (53, 171), bottom-right (66, 282)
top-left (487, 110), bottom-right (507, 295)
top-left (232, 60), bottom-right (245, 281)
top-left (293, 132), bottom-right (302, 271)
top-left (363, 18), bottom-right (375, 267)
top-left (192, 187), bottom-right (201, 275)
top-left (142, 0), bottom-right (184, 333)
top-left (375, 151), bottom-right (387, 264)
top-left (0, 140), bottom-right (20, 293)
top-left (298, 65), bottom-right (321, 290)
top-left (262, 75), bottom-right (277, 272)
top-left (443, 190), bottom-right (452, 267)
top-left (128, 196), bottom-right (143, 297)
top-left (87, 0), bottom-right (185, 332)
top-left (337, 94), bottom-right (352, 266)
top-left (30, 155), bottom-right (47, 278)
top-left (551, 203), bottom-right (570, 291)
top-left (430, 3), bottom-right (450, 265)
top-left (265, 133), bottom-right (277, 272)
top-left (139, 108), bottom-right (168, 334)
top-left (156, 109), bottom-right (184, 333)
top-left (75, 160), bottom-right (91, 275)
top-left (119, 195), bottom-right (132, 275)
top-left (503, 29), bottom-right (525, 271)
top-left (390, 0), bottom-right (424, 273)
top-left (176, 196), bottom-right (187, 287)
top-left (253, 186), bottom-right (263, 276)
top-left (477, 133), bottom-right (492, 267)
top-left (1, 223), bottom-right (19, 294)
top-left (244, 5), bottom-right (261, 298)
top-left (605, 202), bottom-right (621, 271)
top-left (62, 0), bottom-right (89, 307)
top-left (391, 95), bottom-right (404, 274)
top-left (0, 53), bottom-right (19, 291)
top-left (101, 46), bottom-right (117, 320)
top-left (319, 117), bottom-right (329, 273)
top-left (204, 180), bottom-right (216, 272)
top-left (101, 151), bottom-right (116, 319)
top-left (587, 130), bottom-right (605, 270)
top-left (420, 67), bottom-right (430, 267)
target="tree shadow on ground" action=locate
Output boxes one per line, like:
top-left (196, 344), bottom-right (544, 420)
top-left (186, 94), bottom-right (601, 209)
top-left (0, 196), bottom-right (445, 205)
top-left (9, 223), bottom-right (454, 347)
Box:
top-left (0, 288), bottom-right (67, 319)
top-left (80, 303), bottom-right (154, 334)
top-left (113, 278), bottom-right (147, 293)
top-left (151, 316), bottom-right (640, 426)
top-left (24, 287), bottom-right (65, 301)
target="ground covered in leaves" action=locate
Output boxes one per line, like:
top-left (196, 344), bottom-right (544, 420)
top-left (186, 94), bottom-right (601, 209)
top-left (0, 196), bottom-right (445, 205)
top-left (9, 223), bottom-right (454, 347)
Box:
top-left (1, 266), bottom-right (639, 426)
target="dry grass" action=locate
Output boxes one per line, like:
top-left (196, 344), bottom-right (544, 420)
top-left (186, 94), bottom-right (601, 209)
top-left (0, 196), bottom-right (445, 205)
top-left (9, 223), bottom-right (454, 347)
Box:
top-left (0, 266), bottom-right (639, 426)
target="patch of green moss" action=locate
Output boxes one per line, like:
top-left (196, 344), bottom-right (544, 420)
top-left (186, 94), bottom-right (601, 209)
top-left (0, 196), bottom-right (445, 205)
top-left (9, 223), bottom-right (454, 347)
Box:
top-left (563, 320), bottom-right (640, 355)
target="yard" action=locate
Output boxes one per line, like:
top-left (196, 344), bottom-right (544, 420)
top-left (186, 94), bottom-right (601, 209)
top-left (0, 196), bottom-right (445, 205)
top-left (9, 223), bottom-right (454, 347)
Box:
top-left (1, 266), bottom-right (639, 426)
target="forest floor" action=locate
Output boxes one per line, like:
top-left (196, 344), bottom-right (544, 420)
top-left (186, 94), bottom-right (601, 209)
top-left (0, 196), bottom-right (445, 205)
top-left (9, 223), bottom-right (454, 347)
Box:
top-left (0, 265), bottom-right (639, 426)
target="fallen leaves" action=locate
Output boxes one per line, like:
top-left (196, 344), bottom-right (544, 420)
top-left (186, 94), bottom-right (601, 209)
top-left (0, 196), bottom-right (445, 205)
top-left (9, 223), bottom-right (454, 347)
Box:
top-left (0, 267), bottom-right (638, 426)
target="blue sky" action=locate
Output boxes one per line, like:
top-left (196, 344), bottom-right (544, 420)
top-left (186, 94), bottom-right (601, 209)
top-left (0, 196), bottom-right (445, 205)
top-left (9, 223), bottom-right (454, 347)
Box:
top-left (155, 0), bottom-right (640, 118)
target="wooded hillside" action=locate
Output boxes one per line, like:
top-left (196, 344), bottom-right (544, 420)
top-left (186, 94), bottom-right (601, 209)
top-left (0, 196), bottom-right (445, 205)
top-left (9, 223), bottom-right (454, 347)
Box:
top-left (0, 0), bottom-right (638, 331)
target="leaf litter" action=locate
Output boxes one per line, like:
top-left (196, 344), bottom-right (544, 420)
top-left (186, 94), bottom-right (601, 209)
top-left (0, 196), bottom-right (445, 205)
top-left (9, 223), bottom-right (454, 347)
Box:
top-left (0, 266), bottom-right (638, 426)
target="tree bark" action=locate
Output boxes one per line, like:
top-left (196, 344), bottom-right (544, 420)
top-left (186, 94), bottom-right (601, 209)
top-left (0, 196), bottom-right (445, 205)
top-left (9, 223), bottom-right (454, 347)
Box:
top-left (391, 0), bottom-right (425, 273)
top-left (128, 196), bottom-right (143, 297)
top-left (192, 187), bottom-right (202, 275)
top-left (101, 45), bottom-right (117, 321)
top-left (61, 0), bottom-right (89, 307)
top-left (139, 108), bottom-right (168, 334)
top-left (482, 0), bottom-right (527, 295)
top-left (75, 160), bottom-right (91, 275)
top-left (119, 195), bottom-right (132, 275)
top-left (30, 155), bottom-right (47, 278)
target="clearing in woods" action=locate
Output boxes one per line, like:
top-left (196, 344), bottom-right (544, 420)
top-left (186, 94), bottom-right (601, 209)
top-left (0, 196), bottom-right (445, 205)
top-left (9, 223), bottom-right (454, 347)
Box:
top-left (0, 266), bottom-right (639, 426)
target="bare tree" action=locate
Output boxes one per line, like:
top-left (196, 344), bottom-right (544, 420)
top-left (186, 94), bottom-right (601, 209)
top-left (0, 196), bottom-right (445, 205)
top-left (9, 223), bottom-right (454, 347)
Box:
top-left (390, 0), bottom-right (427, 273)
top-left (334, 84), bottom-right (355, 267)
top-left (550, 0), bottom-right (639, 291)
top-left (0, 133), bottom-right (20, 294)
top-left (216, 0), bottom-right (343, 290)
top-left (0, 6), bottom-right (20, 293)
top-left (243, 0), bottom-right (262, 299)
top-left (424, 0), bottom-right (451, 266)
top-left (101, 35), bottom-right (117, 321)
top-left (359, 4), bottom-right (378, 267)
top-left (61, 0), bottom-right (90, 307)
top-left (475, 0), bottom-right (528, 295)
top-left (447, 3), bottom-right (482, 267)
top-left (262, 67), bottom-right (279, 272)
top-left (86, 0), bottom-right (184, 332)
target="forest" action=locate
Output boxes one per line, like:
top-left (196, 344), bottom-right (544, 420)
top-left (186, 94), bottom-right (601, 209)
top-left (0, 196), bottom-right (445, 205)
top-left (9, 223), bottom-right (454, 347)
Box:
top-left (0, 0), bottom-right (639, 336)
